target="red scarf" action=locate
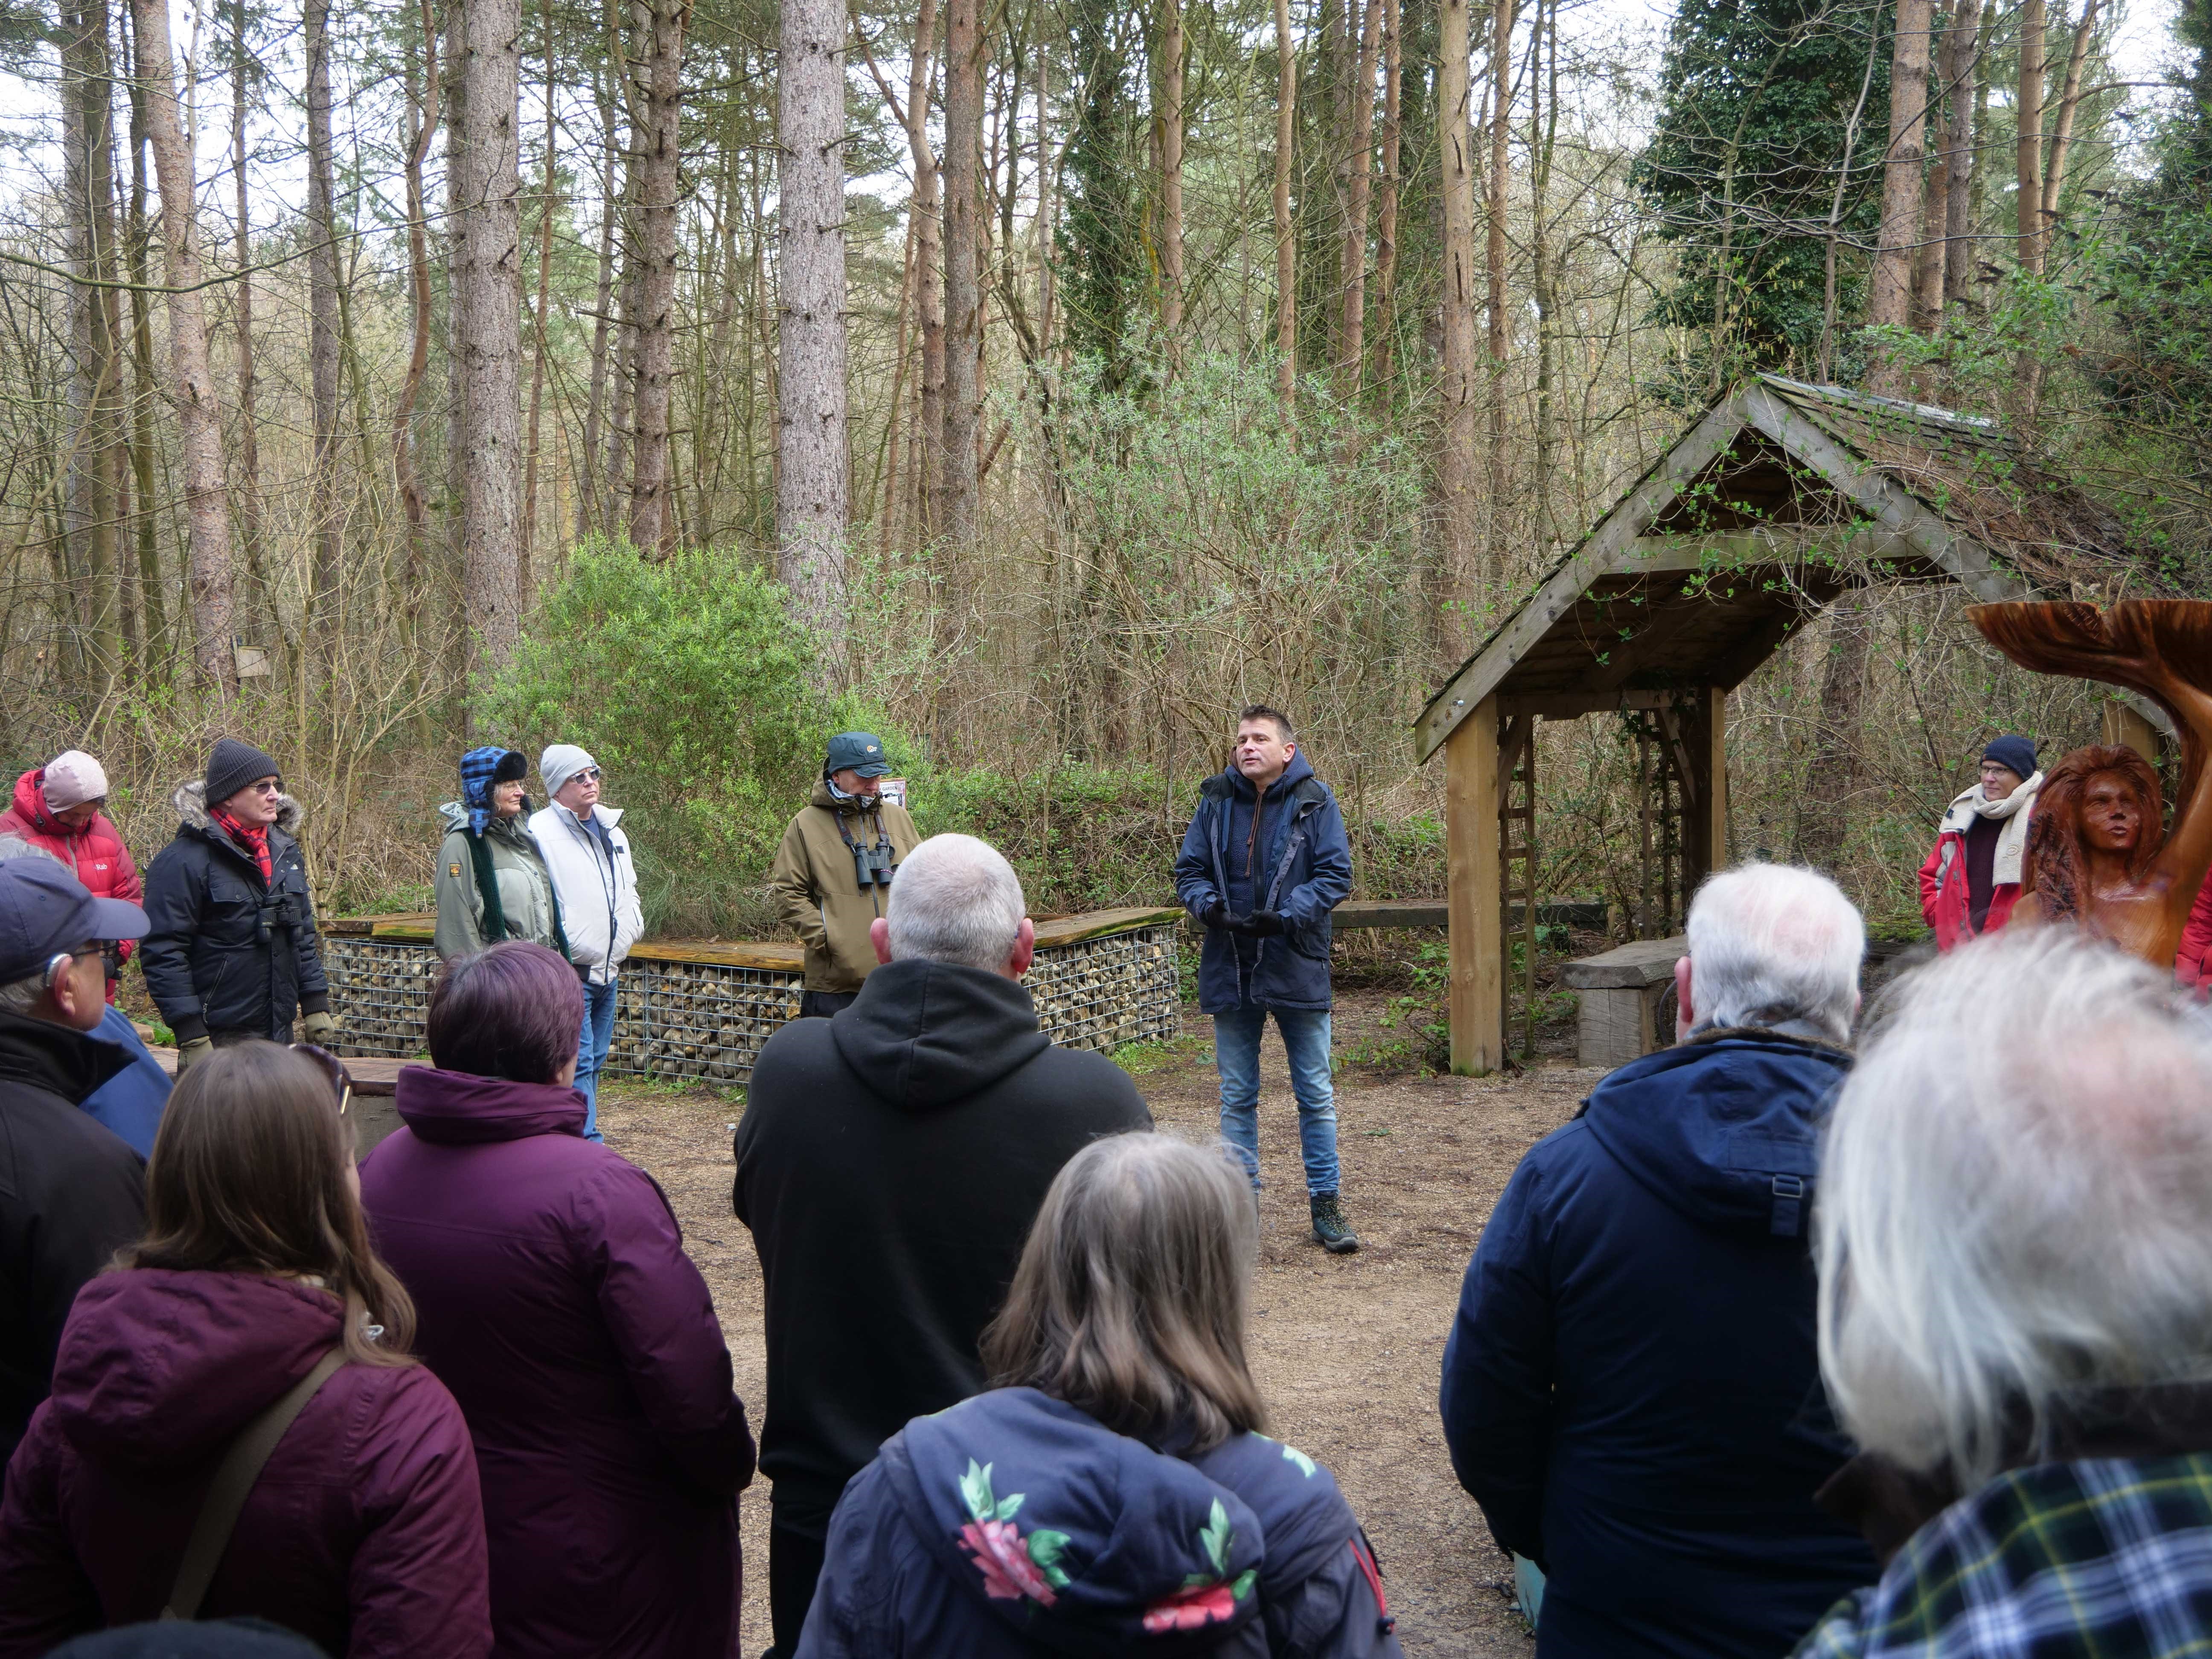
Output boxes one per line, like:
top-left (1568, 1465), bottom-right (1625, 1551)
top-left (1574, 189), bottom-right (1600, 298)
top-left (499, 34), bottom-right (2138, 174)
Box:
top-left (211, 805), bottom-right (273, 885)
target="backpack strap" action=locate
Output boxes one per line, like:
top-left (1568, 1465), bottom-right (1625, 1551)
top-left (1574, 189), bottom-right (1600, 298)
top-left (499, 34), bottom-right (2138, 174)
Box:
top-left (162, 1347), bottom-right (347, 1622)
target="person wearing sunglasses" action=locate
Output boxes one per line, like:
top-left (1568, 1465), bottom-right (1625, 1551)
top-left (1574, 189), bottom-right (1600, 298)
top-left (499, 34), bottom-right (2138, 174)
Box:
top-left (0, 856), bottom-right (150, 1474)
top-left (0, 751), bottom-right (141, 1004)
top-left (140, 739), bottom-right (336, 1072)
top-left (527, 745), bottom-right (642, 1141)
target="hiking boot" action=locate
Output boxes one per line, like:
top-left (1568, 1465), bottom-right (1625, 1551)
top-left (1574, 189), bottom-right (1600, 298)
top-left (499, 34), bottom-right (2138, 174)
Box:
top-left (1310, 1192), bottom-right (1360, 1254)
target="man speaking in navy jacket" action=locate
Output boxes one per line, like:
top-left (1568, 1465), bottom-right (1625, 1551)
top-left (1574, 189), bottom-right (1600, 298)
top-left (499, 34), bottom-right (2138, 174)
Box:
top-left (1440, 862), bottom-right (1877, 1659)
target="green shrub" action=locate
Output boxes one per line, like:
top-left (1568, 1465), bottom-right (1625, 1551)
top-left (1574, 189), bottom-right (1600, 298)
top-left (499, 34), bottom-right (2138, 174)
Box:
top-left (481, 543), bottom-right (832, 936)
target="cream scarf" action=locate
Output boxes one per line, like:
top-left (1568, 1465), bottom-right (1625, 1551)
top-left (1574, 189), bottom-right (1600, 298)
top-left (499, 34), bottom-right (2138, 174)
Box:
top-left (1938, 770), bottom-right (2044, 888)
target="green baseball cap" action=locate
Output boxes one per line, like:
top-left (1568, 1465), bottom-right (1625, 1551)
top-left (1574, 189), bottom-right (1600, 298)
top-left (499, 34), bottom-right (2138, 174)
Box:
top-left (824, 732), bottom-right (891, 778)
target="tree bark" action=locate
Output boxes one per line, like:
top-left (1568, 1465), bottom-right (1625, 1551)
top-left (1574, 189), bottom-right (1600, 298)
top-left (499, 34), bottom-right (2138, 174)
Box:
top-left (860, 0), bottom-right (943, 538)
top-left (1866, 0), bottom-right (1932, 394)
top-left (2038, 0), bottom-right (2103, 255)
top-left (395, 0), bottom-right (439, 600)
top-left (2016, 0), bottom-right (2046, 277)
top-left (1437, 0), bottom-right (1478, 649)
top-left (1334, 0), bottom-right (1381, 398)
top-left (456, 0), bottom-right (524, 683)
top-left (580, 60), bottom-right (617, 540)
top-left (1912, 5), bottom-right (1950, 337)
top-left (942, 0), bottom-right (982, 545)
top-left (122, 14), bottom-right (164, 671)
top-left (305, 0), bottom-right (343, 669)
top-left (1940, 0), bottom-right (1980, 307)
top-left (522, 0), bottom-right (556, 598)
top-left (775, 0), bottom-right (850, 665)
top-left (1794, 594), bottom-right (1871, 870)
top-left (132, 0), bottom-right (237, 697)
top-left (1157, 0), bottom-right (1185, 364)
top-left (1368, 0), bottom-right (1400, 396)
top-left (229, 1), bottom-right (263, 594)
top-left (1484, 0), bottom-right (1514, 573)
top-left (63, 0), bottom-right (123, 675)
top-left (1272, 0), bottom-right (1296, 413)
top-left (628, 0), bottom-right (689, 558)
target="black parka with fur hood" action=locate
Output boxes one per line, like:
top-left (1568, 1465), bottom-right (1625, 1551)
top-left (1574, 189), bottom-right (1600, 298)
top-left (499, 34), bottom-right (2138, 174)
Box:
top-left (140, 780), bottom-right (331, 1044)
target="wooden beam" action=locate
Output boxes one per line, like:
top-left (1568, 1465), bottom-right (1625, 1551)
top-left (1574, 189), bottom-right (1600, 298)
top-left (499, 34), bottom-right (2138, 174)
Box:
top-left (1684, 686), bottom-right (1729, 888)
top-left (1737, 382), bottom-right (2033, 605)
top-left (1499, 689), bottom-right (1677, 721)
top-left (1415, 395), bottom-right (1753, 762)
top-left (1447, 695), bottom-right (1504, 1074)
top-left (1334, 901), bottom-right (1449, 929)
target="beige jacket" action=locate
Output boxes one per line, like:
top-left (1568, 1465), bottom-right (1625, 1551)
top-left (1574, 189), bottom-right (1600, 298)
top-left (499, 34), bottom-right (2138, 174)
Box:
top-left (768, 781), bottom-right (921, 992)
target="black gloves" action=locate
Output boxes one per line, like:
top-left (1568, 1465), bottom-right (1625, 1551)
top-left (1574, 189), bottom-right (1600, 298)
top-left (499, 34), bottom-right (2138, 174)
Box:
top-left (1203, 907), bottom-right (1286, 937)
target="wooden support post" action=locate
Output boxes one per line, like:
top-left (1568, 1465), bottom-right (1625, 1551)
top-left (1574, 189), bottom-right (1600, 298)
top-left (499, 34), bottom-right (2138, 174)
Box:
top-left (2103, 699), bottom-right (2160, 762)
top-left (1684, 686), bottom-right (1729, 890)
top-left (1447, 695), bottom-right (1504, 1074)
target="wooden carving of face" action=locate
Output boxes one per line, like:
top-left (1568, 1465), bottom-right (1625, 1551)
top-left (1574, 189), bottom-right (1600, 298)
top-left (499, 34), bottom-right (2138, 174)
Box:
top-left (2081, 771), bottom-right (2145, 856)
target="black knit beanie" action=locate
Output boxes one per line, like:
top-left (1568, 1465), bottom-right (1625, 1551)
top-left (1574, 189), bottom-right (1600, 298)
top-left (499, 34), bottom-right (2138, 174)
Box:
top-left (206, 737), bottom-right (282, 808)
top-left (1982, 734), bottom-right (2037, 783)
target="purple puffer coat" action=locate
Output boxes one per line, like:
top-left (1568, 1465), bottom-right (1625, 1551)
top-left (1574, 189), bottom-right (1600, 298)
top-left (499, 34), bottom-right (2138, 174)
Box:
top-left (0, 1269), bottom-right (492, 1658)
top-left (360, 1067), bottom-right (756, 1659)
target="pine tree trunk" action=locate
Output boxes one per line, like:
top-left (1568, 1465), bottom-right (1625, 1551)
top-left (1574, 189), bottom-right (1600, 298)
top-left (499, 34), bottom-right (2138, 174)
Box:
top-left (1913, 8), bottom-right (1950, 338)
top-left (132, 0), bottom-right (237, 697)
top-left (775, 0), bottom-right (850, 667)
top-left (581, 62), bottom-right (617, 541)
top-left (1368, 0), bottom-right (1400, 396)
top-left (522, 0), bottom-right (556, 598)
top-left (455, 0), bottom-right (523, 682)
top-left (229, 3), bottom-right (263, 597)
top-left (1794, 594), bottom-right (1871, 870)
top-left (628, 0), bottom-right (688, 558)
top-left (1335, 0), bottom-right (1380, 398)
top-left (1940, 0), bottom-right (1981, 308)
top-left (123, 27), bottom-right (165, 671)
top-left (1484, 0), bottom-right (1515, 575)
top-left (1272, 0), bottom-right (1297, 413)
top-left (1866, 0), bottom-right (1931, 394)
top-left (1436, 0), bottom-right (1478, 654)
top-left (306, 0), bottom-right (342, 671)
top-left (942, 0), bottom-right (982, 545)
top-left (2038, 0), bottom-right (2103, 248)
top-left (1158, 0), bottom-right (1185, 365)
top-left (897, 0), bottom-right (944, 539)
top-left (63, 0), bottom-right (123, 676)
top-left (394, 0), bottom-right (439, 605)
top-left (2016, 0), bottom-right (2045, 277)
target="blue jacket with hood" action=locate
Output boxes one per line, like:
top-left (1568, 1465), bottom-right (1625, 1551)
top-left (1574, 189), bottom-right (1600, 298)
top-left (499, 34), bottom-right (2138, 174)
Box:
top-left (1172, 754), bottom-right (1353, 1015)
top-left (795, 1387), bottom-right (1401, 1658)
top-left (1438, 1030), bottom-right (1876, 1659)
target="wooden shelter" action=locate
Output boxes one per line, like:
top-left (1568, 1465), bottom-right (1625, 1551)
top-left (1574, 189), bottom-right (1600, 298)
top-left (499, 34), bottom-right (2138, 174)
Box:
top-left (1414, 375), bottom-right (2167, 1074)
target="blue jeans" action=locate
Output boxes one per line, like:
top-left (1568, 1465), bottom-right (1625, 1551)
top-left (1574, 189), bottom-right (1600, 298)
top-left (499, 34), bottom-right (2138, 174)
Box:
top-left (576, 977), bottom-right (618, 1141)
top-left (1213, 1004), bottom-right (1339, 1196)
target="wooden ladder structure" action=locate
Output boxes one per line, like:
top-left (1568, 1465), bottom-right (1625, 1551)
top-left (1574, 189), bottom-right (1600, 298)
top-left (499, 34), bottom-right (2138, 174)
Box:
top-left (1499, 713), bottom-right (1538, 1057)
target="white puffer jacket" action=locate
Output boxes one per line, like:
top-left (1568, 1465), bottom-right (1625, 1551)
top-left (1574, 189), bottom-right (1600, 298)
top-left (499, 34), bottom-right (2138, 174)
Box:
top-left (529, 802), bottom-right (645, 984)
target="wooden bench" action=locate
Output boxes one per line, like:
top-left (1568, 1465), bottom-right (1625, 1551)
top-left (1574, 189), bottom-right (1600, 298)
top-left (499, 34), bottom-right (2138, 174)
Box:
top-left (1557, 937), bottom-right (1684, 1070)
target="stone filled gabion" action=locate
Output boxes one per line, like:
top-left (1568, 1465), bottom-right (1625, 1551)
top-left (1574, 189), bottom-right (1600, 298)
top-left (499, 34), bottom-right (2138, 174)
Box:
top-left (324, 925), bottom-right (1179, 1086)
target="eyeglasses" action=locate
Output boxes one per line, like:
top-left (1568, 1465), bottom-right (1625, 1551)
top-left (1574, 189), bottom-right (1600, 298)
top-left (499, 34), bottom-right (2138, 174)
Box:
top-left (291, 1042), bottom-right (353, 1117)
top-left (248, 779), bottom-right (283, 795)
top-left (47, 942), bottom-right (111, 986)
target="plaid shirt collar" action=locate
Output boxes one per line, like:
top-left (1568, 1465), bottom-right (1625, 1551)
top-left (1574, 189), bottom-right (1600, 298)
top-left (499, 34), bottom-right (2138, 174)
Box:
top-left (1796, 1454), bottom-right (2212, 1659)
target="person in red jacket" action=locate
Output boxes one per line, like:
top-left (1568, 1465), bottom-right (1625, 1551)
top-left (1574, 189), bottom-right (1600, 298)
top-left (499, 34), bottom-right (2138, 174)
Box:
top-left (1919, 736), bottom-right (2043, 951)
top-left (2178, 875), bottom-right (2212, 992)
top-left (0, 1041), bottom-right (492, 1658)
top-left (0, 752), bottom-right (140, 999)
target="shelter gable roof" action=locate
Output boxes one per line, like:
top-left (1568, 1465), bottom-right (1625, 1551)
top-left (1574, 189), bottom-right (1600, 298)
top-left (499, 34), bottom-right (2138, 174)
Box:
top-left (1413, 375), bottom-right (2138, 762)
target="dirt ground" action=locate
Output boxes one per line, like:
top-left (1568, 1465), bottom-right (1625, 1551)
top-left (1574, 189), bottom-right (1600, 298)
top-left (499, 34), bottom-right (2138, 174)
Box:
top-left (595, 987), bottom-right (1594, 1656)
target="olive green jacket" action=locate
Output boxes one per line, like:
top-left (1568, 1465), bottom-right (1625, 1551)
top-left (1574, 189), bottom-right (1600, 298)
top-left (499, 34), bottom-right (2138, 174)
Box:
top-left (768, 781), bottom-right (921, 992)
top-left (433, 803), bottom-right (567, 962)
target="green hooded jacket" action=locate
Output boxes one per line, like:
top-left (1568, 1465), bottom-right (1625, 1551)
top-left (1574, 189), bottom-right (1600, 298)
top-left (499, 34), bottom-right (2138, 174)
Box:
top-left (434, 803), bottom-right (568, 962)
top-left (768, 781), bottom-right (921, 992)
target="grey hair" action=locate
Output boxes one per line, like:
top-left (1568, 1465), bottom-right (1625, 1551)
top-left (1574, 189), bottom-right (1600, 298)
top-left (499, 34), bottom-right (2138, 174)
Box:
top-left (884, 833), bottom-right (1027, 972)
top-left (1683, 862), bottom-right (1863, 1042)
top-left (1817, 929), bottom-right (2212, 1488)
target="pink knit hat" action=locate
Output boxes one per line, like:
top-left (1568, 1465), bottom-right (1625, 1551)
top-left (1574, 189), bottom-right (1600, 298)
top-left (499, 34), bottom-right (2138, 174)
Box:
top-left (41, 751), bottom-right (108, 812)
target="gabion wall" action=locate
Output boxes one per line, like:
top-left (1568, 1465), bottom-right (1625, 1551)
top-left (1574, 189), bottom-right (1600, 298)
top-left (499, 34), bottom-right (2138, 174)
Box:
top-left (324, 922), bottom-right (1180, 1085)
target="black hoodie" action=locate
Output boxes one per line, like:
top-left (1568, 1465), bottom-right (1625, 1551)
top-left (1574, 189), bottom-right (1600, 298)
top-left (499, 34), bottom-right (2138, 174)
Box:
top-left (733, 958), bottom-right (1153, 1534)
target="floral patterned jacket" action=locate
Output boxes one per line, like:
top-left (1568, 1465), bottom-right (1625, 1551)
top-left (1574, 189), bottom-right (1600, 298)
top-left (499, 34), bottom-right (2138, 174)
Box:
top-left (795, 1387), bottom-right (1402, 1657)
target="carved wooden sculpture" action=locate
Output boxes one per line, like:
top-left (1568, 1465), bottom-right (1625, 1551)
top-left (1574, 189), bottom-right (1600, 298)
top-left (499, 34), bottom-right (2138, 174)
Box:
top-left (1968, 600), bottom-right (2212, 967)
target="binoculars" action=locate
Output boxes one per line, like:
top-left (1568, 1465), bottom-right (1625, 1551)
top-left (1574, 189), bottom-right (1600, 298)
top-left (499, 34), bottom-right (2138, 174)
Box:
top-left (254, 891), bottom-right (302, 943)
top-left (851, 837), bottom-right (897, 891)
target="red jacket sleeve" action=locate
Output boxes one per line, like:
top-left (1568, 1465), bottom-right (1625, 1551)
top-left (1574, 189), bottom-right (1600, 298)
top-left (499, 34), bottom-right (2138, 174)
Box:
top-left (347, 1367), bottom-right (494, 1659)
top-left (2179, 875), bottom-right (2212, 986)
top-left (109, 825), bottom-right (143, 964)
top-left (1919, 836), bottom-right (1947, 929)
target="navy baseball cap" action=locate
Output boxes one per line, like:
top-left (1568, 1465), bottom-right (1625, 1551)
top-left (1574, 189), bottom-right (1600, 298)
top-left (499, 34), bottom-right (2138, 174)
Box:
top-left (823, 732), bottom-right (892, 779)
top-left (0, 857), bottom-right (148, 984)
